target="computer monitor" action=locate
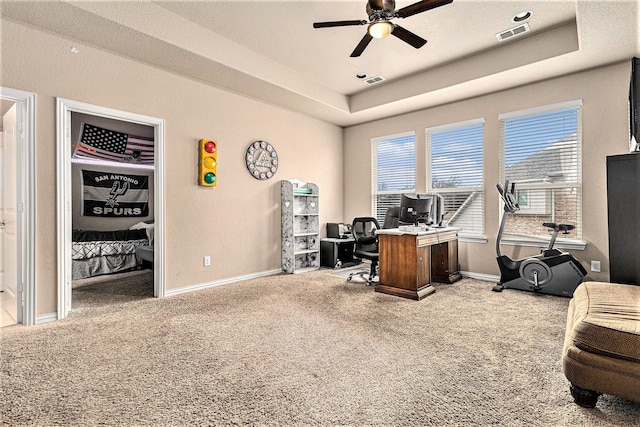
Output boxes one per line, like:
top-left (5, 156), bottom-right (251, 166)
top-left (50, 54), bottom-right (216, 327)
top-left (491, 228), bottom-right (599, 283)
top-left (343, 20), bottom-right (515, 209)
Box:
top-left (399, 193), bottom-right (433, 226)
top-left (430, 193), bottom-right (445, 226)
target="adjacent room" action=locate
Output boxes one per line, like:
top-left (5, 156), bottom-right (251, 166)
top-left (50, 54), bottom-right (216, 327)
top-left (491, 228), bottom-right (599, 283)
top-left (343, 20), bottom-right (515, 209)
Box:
top-left (1, 1), bottom-right (639, 425)
top-left (69, 112), bottom-right (156, 308)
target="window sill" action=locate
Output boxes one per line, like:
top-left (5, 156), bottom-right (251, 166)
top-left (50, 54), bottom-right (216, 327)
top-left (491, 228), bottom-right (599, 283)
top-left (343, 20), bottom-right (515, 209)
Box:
top-left (458, 233), bottom-right (488, 244)
top-left (456, 233), bottom-right (587, 251)
top-left (501, 235), bottom-right (587, 251)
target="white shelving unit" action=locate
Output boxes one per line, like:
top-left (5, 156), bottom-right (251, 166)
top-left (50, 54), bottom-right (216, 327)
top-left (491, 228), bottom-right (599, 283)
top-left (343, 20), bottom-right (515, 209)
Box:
top-left (281, 179), bottom-right (319, 274)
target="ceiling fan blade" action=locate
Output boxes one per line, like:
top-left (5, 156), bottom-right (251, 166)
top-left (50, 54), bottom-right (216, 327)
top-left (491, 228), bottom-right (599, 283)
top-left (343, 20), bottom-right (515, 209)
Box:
top-left (396, 0), bottom-right (453, 19)
top-left (350, 33), bottom-right (374, 57)
top-left (391, 25), bottom-right (427, 49)
top-left (313, 20), bottom-right (367, 28)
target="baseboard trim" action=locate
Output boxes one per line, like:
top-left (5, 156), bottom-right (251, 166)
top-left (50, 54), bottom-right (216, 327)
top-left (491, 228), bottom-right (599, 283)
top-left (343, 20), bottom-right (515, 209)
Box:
top-left (165, 268), bottom-right (283, 297)
top-left (461, 271), bottom-right (500, 283)
top-left (36, 313), bottom-right (58, 325)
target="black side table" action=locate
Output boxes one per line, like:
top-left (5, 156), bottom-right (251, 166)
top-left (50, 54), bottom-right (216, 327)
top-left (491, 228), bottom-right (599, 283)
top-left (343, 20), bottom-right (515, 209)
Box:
top-left (320, 238), bottom-right (359, 268)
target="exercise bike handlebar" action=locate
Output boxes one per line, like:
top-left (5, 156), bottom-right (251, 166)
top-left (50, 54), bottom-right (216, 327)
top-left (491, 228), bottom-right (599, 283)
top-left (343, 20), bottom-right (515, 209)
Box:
top-left (497, 180), bottom-right (519, 213)
top-left (496, 180), bottom-right (518, 257)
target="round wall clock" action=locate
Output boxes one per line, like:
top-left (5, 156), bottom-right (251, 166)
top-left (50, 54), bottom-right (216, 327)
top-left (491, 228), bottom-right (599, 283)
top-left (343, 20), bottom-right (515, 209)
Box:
top-left (245, 140), bottom-right (278, 180)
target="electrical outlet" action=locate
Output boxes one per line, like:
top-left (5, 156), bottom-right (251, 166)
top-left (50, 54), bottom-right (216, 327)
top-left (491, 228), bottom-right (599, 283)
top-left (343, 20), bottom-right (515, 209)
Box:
top-left (590, 260), bottom-right (601, 273)
top-left (203, 256), bottom-right (211, 267)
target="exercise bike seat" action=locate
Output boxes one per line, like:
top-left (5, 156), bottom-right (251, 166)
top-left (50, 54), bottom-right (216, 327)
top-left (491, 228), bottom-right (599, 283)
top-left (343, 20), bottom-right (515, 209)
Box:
top-left (542, 222), bottom-right (575, 233)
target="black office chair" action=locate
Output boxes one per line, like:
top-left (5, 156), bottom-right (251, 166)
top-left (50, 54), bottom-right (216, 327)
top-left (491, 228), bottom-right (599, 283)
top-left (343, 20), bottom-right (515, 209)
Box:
top-left (382, 206), bottom-right (401, 229)
top-left (347, 217), bottom-right (380, 286)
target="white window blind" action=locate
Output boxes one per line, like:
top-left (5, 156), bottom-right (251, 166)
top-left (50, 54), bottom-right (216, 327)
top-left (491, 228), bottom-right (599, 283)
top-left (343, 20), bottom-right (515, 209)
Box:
top-left (371, 132), bottom-right (415, 224)
top-left (499, 100), bottom-right (582, 242)
top-left (427, 119), bottom-right (485, 236)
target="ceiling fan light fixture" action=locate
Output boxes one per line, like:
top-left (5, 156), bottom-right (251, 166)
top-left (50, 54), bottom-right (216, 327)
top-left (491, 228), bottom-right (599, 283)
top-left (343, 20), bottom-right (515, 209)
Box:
top-left (313, 0), bottom-right (453, 57)
top-left (368, 21), bottom-right (394, 39)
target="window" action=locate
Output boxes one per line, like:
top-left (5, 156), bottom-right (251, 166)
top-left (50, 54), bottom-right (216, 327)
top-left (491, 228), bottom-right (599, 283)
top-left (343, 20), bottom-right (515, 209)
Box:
top-left (499, 100), bottom-right (582, 245)
top-left (427, 119), bottom-right (485, 238)
top-left (371, 132), bottom-right (415, 224)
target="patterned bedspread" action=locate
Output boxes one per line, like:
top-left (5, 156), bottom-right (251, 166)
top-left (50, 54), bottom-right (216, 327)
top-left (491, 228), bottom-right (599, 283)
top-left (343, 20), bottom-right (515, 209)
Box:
top-left (72, 229), bottom-right (148, 260)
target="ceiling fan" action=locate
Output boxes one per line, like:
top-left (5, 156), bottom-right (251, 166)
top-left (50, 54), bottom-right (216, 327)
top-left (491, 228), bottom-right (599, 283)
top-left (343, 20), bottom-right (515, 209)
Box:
top-left (313, 0), bottom-right (453, 57)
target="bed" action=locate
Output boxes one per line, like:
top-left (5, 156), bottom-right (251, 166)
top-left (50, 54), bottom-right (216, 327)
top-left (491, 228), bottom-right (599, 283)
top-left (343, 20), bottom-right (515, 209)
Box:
top-left (72, 222), bottom-right (154, 280)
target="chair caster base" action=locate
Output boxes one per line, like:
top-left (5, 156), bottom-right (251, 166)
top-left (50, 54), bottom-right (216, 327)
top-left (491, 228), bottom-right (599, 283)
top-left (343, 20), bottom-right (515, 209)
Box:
top-left (346, 272), bottom-right (378, 287)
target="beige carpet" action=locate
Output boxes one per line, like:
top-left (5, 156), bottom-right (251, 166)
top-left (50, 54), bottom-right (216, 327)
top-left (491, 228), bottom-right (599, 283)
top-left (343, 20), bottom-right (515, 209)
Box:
top-left (1, 269), bottom-right (639, 426)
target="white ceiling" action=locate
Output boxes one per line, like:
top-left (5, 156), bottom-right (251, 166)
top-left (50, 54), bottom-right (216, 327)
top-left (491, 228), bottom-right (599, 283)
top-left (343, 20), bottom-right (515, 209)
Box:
top-left (1, 0), bottom-right (638, 126)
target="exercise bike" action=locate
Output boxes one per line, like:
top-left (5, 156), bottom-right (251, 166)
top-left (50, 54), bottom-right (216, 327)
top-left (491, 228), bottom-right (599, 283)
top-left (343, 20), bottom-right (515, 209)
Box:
top-left (492, 180), bottom-right (587, 297)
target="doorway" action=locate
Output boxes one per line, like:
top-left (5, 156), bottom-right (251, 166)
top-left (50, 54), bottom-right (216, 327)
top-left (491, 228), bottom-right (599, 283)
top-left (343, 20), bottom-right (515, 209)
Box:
top-left (56, 98), bottom-right (165, 319)
top-left (0, 87), bottom-right (36, 327)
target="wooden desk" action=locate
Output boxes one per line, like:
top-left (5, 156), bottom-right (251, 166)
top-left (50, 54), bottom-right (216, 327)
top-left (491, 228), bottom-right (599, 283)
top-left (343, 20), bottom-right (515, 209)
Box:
top-left (376, 228), bottom-right (461, 300)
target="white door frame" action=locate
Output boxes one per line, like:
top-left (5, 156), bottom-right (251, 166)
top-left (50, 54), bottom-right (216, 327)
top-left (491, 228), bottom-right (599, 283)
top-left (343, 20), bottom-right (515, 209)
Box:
top-left (56, 98), bottom-right (165, 319)
top-left (0, 87), bottom-right (36, 326)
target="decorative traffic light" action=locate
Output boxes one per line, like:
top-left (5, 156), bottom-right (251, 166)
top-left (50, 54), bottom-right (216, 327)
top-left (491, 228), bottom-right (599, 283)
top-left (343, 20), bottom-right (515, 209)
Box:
top-left (198, 139), bottom-right (217, 187)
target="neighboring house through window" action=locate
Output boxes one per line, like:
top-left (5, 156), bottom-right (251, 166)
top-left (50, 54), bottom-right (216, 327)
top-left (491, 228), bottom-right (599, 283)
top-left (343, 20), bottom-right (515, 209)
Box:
top-left (499, 100), bottom-right (583, 246)
top-left (371, 132), bottom-right (415, 224)
top-left (427, 118), bottom-right (485, 239)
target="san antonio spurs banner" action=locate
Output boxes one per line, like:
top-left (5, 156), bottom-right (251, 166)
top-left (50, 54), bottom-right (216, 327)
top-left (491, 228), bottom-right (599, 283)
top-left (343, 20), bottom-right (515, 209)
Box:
top-left (82, 170), bottom-right (149, 217)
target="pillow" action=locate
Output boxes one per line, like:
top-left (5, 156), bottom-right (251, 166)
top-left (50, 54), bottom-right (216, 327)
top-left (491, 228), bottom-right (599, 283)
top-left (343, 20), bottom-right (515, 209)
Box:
top-left (129, 221), bottom-right (154, 245)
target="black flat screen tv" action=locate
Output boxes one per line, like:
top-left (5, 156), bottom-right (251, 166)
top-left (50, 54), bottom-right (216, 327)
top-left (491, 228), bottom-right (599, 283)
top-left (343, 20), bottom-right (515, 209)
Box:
top-left (630, 57), bottom-right (639, 149)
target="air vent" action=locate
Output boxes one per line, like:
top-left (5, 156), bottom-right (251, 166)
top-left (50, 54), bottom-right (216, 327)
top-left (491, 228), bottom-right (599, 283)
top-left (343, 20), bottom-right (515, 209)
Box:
top-left (364, 75), bottom-right (385, 85)
top-left (496, 23), bottom-right (530, 41)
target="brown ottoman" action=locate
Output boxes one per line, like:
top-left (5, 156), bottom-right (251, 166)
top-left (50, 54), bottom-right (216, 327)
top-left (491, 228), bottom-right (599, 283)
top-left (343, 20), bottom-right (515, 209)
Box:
top-left (562, 281), bottom-right (640, 407)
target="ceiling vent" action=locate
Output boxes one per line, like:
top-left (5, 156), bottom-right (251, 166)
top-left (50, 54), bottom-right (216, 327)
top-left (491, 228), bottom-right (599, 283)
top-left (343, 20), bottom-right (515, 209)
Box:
top-left (364, 75), bottom-right (385, 85)
top-left (496, 23), bottom-right (530, 42)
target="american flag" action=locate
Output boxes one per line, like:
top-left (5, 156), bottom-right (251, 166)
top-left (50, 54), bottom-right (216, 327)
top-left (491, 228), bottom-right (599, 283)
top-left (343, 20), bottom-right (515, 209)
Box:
top-left (73, 123), bottom-right (155, 165)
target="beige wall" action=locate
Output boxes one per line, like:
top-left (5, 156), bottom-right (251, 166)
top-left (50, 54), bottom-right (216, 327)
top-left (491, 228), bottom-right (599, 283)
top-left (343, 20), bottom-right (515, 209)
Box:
top-left (1, 20), bottom-right (344, 317)
top-left (344, 62), bottom-right (632, 281)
